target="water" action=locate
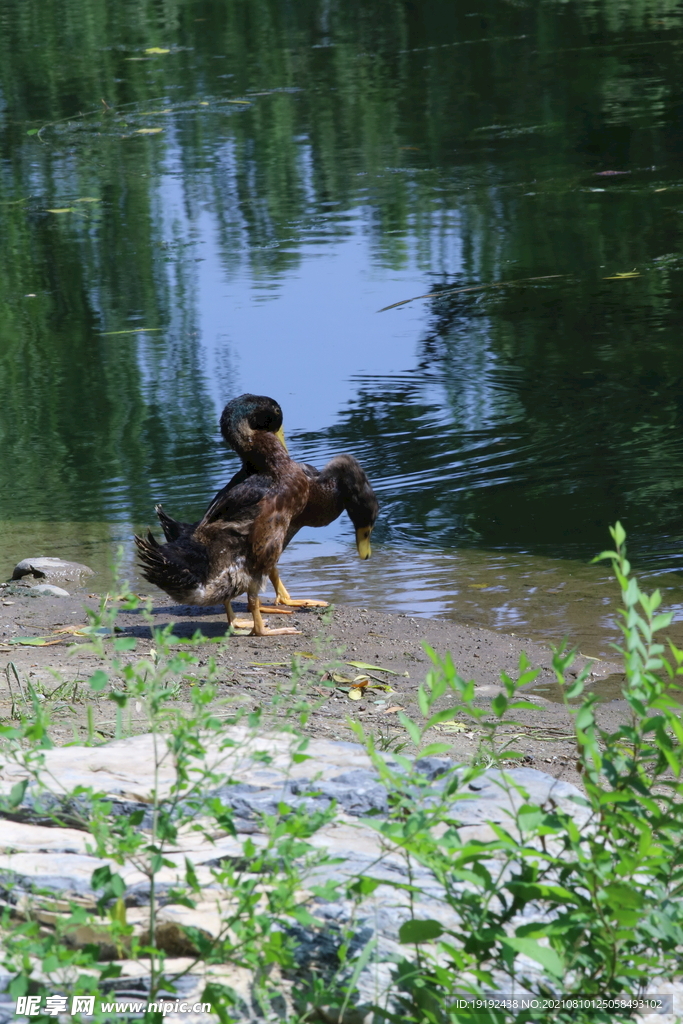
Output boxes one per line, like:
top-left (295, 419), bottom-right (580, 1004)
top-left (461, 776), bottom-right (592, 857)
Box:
top-left (1, 0), bottom-right (683, 654)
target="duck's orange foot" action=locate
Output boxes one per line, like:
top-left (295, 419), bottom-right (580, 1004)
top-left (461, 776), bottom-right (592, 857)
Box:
top-left (258, 605), bottom-right (294, 615)
top-left (269, 571), bottom-right (328, 608)
top-left (250, 625), bottom-right (302, 637)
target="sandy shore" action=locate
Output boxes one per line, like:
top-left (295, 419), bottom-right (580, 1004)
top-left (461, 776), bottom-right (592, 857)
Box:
top-left (0, 581), bottom-right (630, 789)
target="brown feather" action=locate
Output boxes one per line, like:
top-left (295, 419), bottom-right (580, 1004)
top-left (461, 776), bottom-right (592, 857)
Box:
top-left (248, 466), bottom-right (309, 571)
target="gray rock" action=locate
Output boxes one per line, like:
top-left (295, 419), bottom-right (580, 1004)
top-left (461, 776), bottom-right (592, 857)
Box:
top-left (299, 768), bottom-right (389, 816)
top-left (451, 765), bottom-right (587, 824)
top-left (11, 556), bottom-right (94, 583)
top-left (210, 768), bottom-right (390, 821)
top-left (29, 583), bottom-right (70, 598)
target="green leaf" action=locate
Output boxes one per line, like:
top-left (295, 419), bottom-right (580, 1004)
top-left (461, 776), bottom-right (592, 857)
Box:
top-left (398, 711), bottom-right (422, 745)
top-left (399, 918), bottom-right (444, 943)
top-left (418, 742), bottom-right (453, 757)
top-left (291, 904), bottom-right (317, 927)
top-left (113, 637), bottom-right (137, 651)
top-left (91, 865), bottom-right (125, 897)
top-left (624, 578), bottom-right (639, 607)
top-left (565, 678), bottom-right (585, 700)
top-left (516, 668), bottom-right (540, 687)
top-left (9, 779), bottom-right (28, 808)
top-left (502, 936), bottom-right (564, 977)
top-left (310, 880), bottom-right (341, 901)
top-left (8, 976), bottom-right (28, 1000)
top-left (492, 693), bottom-right (508, 718)
top-left (592, 548), bottom-right (618, 564)
top-left (338, 937), bottom-right (378, 1021)
top-left (517, 805), bottom-right (543, 831)
top-left (185, 856), bottom-right (199, 891)
top-left (576, 711), bottom-right (596, 737)
top-left (611, 521), bottom-right (626, 547)
top-left (347, 876), bottom-right (382, 897)
top-left (109, 897), bottom-right (127, 926)
top-left (26, 129), bottom-right (39, 136)
top-left (602, 883), bottom-right (643, 910)
top-left (89, 669), bottom-right (109, 692)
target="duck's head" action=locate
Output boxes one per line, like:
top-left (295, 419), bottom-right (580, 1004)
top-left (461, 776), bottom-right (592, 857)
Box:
top-left (326, 454), bottom-right (379, 559)
top-left (220, 394), bottom-right (288, 454)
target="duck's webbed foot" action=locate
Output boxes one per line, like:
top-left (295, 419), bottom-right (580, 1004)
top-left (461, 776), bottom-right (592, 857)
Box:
top-left (248, 591), bottom-right (301, 637)
top-left (269, 569), bottom-right (329, 608)
top-left (224, 601), bottom-right (255, 630)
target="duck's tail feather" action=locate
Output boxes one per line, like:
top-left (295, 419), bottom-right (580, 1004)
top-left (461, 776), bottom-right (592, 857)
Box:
top-left (154, 503), bottom-right (195, 542)
top-left (134, 532), bottom-right (206, 595)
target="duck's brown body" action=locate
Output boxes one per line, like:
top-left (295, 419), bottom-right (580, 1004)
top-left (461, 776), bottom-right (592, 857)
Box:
top-left (202, 452), bottom-right (379, 606)
top-left (206, 454), bottom-right (376, 548)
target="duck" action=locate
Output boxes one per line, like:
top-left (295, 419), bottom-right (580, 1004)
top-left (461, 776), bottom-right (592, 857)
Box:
top-left (135, 395), bottom-right (308, 637)
top-left (202, 457), bottom-right (379, 608)
top-left (152, 393), bottom-right (380, 618)
top-left (201, 398), bottom-right (380, 608)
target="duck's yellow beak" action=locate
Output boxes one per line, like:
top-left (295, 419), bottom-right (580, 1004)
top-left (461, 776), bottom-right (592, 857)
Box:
top-left (356, 526), bottom-right (372, 560)
top-left (275, 426), bottom-right (288, 452)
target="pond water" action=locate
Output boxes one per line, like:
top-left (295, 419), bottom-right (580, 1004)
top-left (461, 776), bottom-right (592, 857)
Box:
top-left (1, 0), bottom-right (683, 656)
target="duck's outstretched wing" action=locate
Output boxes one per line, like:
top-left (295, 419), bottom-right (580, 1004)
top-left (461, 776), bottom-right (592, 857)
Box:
top-left (201, 466), bottom-right (250, 523)
top-left (199, 470), bottom-right (270, 527)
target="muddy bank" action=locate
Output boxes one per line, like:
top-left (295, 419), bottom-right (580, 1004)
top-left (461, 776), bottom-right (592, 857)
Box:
top-left (0, 582), bottom-right (631, 790)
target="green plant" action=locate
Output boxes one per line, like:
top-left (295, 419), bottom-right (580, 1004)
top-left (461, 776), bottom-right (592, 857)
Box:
top-left (0, 588), bottom-right (346, 1023)
top-left (349, 523), bottom-right (683, 1023)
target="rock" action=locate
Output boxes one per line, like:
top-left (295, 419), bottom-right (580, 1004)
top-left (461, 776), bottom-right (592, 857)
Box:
top-left (29, 584), bottom-right (70, 598)
top-left (11, 557), bottom-right (94, 584)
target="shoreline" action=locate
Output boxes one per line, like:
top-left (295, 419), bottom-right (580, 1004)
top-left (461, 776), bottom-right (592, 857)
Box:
top-left (0, 583), bottom-right (630, 789)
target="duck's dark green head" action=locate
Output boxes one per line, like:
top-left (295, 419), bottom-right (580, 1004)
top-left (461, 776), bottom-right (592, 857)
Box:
top-left (323, 454), bottom-right (379, 559)
top-left (220, 394), bottom-right (287, 453)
